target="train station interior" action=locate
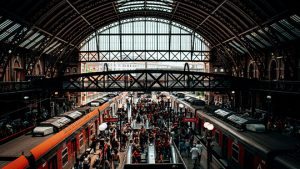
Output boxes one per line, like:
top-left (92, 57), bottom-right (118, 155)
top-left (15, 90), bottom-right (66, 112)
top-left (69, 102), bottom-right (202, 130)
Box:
top-left (0, 1), bottom-right (300, 169)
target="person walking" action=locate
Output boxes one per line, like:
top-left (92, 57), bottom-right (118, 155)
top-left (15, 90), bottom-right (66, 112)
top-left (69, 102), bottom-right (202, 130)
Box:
top-left (112, 149), bottom-right (120, 169)
top-left (195, 141), bottom-right (203, 165)
top-left (190, 144), bottom-right (200, 169)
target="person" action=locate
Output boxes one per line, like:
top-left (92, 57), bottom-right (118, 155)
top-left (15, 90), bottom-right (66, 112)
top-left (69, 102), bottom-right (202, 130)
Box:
top-left (195, 141), bottom-right (203, 164)
top-left (156, 151), bottom-right (163, 163)
top-left (104, 159), bottom-right (111, 169)
top-left (185, 139), bottom-right (191, 157)
top-left (112, 149), bottom-right (120, 169)
top-left (92, 155), bottom-right (101, 169)
top-left (82, 157), bottom-right (90, 169)
top-left (132, 148), bottom-right (141, 163)
top-left (190, 144), bottom-right (200, 169)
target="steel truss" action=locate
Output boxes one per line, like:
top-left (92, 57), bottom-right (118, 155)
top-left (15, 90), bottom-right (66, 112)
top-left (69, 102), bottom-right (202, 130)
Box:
top-left (43, 69), bottom-right (251, 92)
top-left (1, 71), bottom-right (300, 95)
top-left (79, 50), bottom-right (210, 62)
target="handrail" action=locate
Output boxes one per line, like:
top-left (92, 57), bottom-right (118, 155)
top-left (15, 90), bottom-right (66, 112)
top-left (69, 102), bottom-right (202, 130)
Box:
top-left (170, 145), bottom-right (178, 163)
top-left (126, 145), bottom-right (132, 164)
top-left (172, 143), bottom-right (188, 169)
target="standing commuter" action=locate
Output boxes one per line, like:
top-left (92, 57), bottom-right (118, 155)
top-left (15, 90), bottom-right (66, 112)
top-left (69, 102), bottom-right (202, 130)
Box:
top-left (190, 144), bottom-right (200, 169)
top-left (195, 140), bottom-right (203, 164)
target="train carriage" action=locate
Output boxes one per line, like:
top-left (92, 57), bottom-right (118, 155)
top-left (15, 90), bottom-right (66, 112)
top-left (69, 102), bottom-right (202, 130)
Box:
top-left (1, 94), bottom-right (125, 169)
top-left (171, 93), bottom-right (300, 169)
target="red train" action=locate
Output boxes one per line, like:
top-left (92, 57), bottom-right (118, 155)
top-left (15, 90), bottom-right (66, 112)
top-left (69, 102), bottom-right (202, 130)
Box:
top-left (170, 94), bottom-right (300, 169)
top-left (0, 94), bottom-right (124, 169)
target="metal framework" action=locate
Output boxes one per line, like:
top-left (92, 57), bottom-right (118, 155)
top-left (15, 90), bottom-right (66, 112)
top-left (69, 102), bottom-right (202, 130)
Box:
top-left (79, 50), bottom-right (210, 62)
top-left (0, 71), bottom-right (299, 95)
top-left (79, 18), bottom-right (210, 62)
top-left (42, 69), bottom-right (251, 92)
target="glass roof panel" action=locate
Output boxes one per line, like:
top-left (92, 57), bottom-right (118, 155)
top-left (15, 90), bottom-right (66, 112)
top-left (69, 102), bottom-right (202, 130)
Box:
top-left (0, 22), bottom-right (21, 41)
top-left (251, 32), bottom-right (271, 47)
top-left (232, 40), bottom-right (246, 52)
top-left (117, 0), bottom-right (173, 13)
top-left (25, 34), bottom-right (45, 49)
top-left (290, 14), bottom-right (300, 23)
top-left (271, 23), bottom-right (295, 40)
top-left (44, 41), bottom-right (59, 53)
top-left (0, 19), bottom-right (13, 31)
top-left (19, 30), bottom-right (34, 47)
top-left (245, 35), bottom-right (265, 48)
top-left (279, 19), bottom-right (300, 37)
top-left (229, 42), bottom-right (245, 53)
top-left (20, 32), bottom-right (40, 47)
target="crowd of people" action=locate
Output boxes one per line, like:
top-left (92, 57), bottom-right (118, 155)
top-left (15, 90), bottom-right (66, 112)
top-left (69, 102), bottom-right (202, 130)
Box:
top-left (71, 94), bottom-right (205, 168)
top-left (125, 96), bottom-right (203, 165)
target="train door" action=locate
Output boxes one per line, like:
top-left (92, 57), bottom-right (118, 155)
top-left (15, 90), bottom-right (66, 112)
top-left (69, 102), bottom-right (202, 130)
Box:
top-left (79, 133), bottom-right (85, 155)
top-left (244, 149), bottom-right (254, 169)
top-left (222, 134), bottom-right (228, 159)
top-left (48, 155), bottom-right (58, 169)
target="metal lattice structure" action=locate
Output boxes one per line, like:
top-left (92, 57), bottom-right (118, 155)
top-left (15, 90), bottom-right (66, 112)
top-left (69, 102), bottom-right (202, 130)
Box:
top-left (42, 69), bottom-right (251, 92)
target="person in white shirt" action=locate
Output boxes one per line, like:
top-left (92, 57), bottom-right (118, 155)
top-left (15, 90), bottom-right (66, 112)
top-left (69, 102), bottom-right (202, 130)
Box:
top-left (195, 141), bottom-right (203, 164)
top-left (190, 144), bottom-right (200, 169)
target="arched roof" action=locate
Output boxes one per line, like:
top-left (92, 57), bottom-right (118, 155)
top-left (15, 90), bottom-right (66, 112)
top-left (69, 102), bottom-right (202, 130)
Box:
top-left (0, 0), bottom-right (299, 55)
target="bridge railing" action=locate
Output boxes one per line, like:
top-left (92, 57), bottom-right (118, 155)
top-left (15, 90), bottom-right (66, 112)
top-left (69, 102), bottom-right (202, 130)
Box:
top-left (0, 81), bottom-right (37, 93)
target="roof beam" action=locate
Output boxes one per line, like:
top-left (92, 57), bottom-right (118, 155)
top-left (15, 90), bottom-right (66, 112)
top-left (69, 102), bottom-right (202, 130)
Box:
top-left (112, 2), bottom-right (120, 21)
top-left (193, 0), bottom-right (228, 33)
top-left (65, 0), bottom-right (95, 31)
top-left (212, 10), bottom-right (293, 48)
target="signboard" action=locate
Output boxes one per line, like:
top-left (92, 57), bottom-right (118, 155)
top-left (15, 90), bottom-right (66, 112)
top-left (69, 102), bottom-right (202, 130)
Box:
top-left (182, 118), bottom-right (197, 122)
top-left (103, 118), bottom-right (119, 122)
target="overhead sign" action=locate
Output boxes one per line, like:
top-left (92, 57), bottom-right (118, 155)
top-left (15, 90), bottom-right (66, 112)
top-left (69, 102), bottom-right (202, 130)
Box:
top-left (104, 118), bottom-right (119, 122)
top-left (182, 118), bottom-right (197, 122)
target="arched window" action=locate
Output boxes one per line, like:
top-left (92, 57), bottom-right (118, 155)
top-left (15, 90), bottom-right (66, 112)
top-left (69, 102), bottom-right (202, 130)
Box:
top-left (270, 60), bottom-right (277, 80)
top-left (248, 63), bottom-right (255, 79)
top-left (66, 67), bottom-right (70, 73)
top-left (35, 63), bottom-right (42, 75)
top-left (72, 67), bottom-right (77, 73)
top-left (79, 17), bottom-right (210, 72)
top-left (13, 59), bottom-right (22, 81)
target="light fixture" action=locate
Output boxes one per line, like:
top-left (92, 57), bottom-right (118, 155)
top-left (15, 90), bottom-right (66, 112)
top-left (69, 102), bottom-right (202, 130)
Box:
top-left (204, 122), bottom-right (210, 128)
top-left (231, 91), bottom-right (235, 94)
top-left (266, 95), bottom-right (271, 100)
top-left (167, 96), bottom-right (171, 100)
top-left (24, 96), bottom-right (29, 100)
top-left (207, 123), bottom-right (214, 131)
top-left (179, 103), bottom-right (184, 108)
top-left (204, 121), bottom-right (214, 131)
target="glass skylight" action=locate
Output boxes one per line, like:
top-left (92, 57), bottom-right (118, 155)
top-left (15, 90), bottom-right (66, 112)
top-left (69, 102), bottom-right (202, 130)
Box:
top-left (251, 32), bottom-right (271, 47)
top-left (245, 35), bottom-right (265, 48)
top-left (279, 19), bottom-right (300, 37)
top-left (271, 23), bottom-right (295, 40)
top-left (116, 0), bottom-right (173, 13)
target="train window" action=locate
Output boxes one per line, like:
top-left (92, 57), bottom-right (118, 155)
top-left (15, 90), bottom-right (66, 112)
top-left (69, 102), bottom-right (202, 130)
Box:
top-left (62, 147), bottom-right (68, 166)
top-left (79, 134), bottom-right (84, 148)
top-left (232, 143), bottom-right (239, 163)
